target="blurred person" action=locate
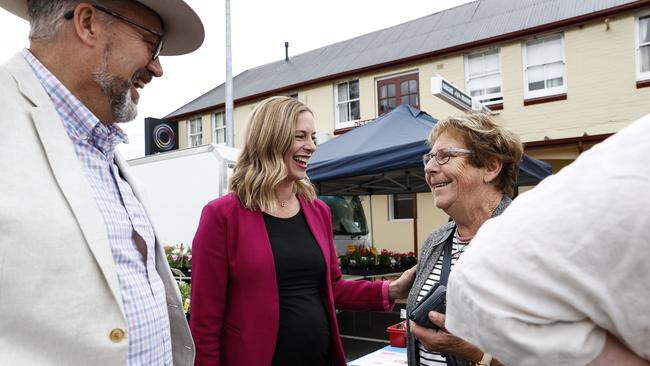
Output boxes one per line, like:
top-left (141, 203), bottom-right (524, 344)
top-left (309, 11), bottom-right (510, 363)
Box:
top-left (406, 113), bottom-right (523, 366)
top-left (0, 0), bottom-right (204, 364)
top-left (445, 113), bottom-right (650, 366)
top-left (189, 96), bottom-right (416, 366)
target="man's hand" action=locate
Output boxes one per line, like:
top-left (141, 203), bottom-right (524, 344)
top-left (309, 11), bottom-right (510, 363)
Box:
top-left (388, 265), bottom-right (417, 300)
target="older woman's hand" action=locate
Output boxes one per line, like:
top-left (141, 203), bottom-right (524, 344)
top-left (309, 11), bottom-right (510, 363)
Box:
top-left (410, 311), bottom-right (497, 364)
top-left (388, 265), bottom-right (417, 300)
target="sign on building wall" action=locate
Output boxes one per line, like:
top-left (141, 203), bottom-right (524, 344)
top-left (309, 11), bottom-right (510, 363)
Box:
top-left (430, 74), bottom-right (490, 113)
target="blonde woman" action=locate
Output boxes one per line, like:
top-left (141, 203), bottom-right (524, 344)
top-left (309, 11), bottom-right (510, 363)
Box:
top-left (190, 96), bottom-right (416, 366)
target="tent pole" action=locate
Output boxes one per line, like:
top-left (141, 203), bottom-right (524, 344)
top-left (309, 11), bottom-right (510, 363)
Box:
top-left (412, 192), bottom-right (418, 257)
top-left (368, 195), bottom-right (374, 248)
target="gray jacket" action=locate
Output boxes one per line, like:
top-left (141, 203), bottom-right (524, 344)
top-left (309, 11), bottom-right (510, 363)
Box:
top-left (406, 195), bottom-right (511, 366)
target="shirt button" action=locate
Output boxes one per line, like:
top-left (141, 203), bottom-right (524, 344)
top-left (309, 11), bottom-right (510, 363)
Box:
top-left (109, 328), bottom-right (126, 343)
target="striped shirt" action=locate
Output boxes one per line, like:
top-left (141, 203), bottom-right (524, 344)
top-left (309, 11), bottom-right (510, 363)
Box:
top-left (416, 229), bottom-right (471, 365)
top-left (23, 49), bottom-right (172, 365)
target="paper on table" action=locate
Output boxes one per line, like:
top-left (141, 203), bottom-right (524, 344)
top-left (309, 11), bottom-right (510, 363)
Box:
top-left (348, 346), bottom-right (407, 366)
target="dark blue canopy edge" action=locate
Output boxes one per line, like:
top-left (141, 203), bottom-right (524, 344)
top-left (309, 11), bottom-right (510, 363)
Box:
top-left (307, 104), bottom-right (552, 195)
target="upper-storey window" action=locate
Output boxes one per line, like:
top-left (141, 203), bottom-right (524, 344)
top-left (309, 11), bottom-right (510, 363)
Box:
top-left (335, 80), bottom-right (360, 129)
top-left (377, 73), bottom-right (419, 116)
top-left (523, 34), bottom-right (566, 99)
top-left (212, 112), bottom-right (226, 145)
top-left (188, 117), bottom-right (203, 147)
top-left (465, 48), bottom-right (502, 105)
top-left (637, 14), bottom-right (650, 81)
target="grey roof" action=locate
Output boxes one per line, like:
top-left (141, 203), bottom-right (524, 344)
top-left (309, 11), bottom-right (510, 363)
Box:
top-left (165, 0), bottom-right (642, 119)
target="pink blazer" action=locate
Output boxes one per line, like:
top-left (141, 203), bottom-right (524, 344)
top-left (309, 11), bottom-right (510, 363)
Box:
top-left (190, 193), bottom-right (391, 366)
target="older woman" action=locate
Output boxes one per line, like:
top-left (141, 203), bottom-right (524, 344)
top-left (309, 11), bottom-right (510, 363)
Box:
top-left (406, 113), bottom-right (523, 366)
top-left (190, 96), bottom-right (416, 366)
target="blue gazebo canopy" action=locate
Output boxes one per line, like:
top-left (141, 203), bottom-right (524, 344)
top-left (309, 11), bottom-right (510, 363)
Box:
top-left (308, 104), bottom-right (552, 195)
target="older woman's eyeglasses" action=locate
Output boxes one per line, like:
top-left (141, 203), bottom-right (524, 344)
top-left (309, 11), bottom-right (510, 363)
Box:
top-left (422, 147), bottom-right (473, 166)
top-left (64, 5), bottom-right (164, 61)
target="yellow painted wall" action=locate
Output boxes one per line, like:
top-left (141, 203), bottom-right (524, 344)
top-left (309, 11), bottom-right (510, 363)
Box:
top-left (495, 15), bottom-right (650, 141)
top-left (178, 120), bottom-right (187, 148)
top-left (171, 10), bottom-right (650, 254)
top-left (366, 192), bottom-right (449, 255)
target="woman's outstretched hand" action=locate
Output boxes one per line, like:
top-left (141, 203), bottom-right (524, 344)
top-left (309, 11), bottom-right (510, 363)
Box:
top-left (388, 265), bottom-right (417, 300)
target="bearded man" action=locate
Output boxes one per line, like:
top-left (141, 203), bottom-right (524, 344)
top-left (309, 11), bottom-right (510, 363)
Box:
top-left (0, 1), bottom-right (204, 364)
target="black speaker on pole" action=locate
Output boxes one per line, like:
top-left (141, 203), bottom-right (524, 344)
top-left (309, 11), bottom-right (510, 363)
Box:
top-left (145, 117), bottom-right (178, 156)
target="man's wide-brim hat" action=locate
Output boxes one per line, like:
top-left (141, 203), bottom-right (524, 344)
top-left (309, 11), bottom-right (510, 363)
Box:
top-left (0, 0), bottom-right (205, 56)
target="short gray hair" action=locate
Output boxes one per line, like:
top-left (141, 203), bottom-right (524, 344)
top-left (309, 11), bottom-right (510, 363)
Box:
top-left (28, 0), bottom-right (120, 41)
top-left (429, 113), bottom-right (524, 197)
top-left (28, 0), bottom-right (79, 40)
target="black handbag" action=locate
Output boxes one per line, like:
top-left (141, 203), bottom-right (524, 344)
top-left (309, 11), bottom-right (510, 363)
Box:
top-left (409, 232), bottom-right (453, 329)
top-left (408, 283), bottom-right (446, 329)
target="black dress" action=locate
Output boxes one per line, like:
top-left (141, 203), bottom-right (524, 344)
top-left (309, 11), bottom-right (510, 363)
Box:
top-left (263, 209), bottom-right (332, 366)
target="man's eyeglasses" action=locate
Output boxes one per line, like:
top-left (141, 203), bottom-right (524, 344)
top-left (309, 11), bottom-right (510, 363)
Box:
top-left (423, 147), bottom-right (473, 166)
top-left (64, 4), bottom-right (164, 61)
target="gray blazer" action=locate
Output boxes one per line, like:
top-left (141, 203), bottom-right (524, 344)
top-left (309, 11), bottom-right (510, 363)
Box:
top-left (0, 53), bottom-right (194, 365)
top-left (406, 195), bottom-right (511, 366)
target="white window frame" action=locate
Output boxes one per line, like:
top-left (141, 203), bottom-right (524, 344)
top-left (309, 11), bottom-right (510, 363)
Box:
top-left (523, 33), bottom-right (567, 99)
top-left (212, 112), bottom-right (226, 145)
top-left (388, 194), bottom-right (413, 221)
top-left (187, 117), bottom-right (203, 147)
top-left (636, 13), bottom-right (650, 81)
top-left (464, 48), bottom-right (503, 105)
top-left (334, 79), bottom-right (360, 129)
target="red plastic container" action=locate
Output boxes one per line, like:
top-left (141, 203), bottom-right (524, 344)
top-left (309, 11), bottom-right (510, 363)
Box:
top-left (386, 320), bottom-right (407, 348)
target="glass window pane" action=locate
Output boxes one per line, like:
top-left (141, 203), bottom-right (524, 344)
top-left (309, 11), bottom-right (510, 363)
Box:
top-left (526, 39), bottom-right (544, 66)
top-left (401, 81), bottom-right (409, 95)
top-left (380, 99), bottom-right (389, 114)
top-left (409, 80), bottom-right (418, 94)
top-left (216, 129), bottom-right (225, 144)
top-left (338, 103), bottom-right (349, 122)
top-left (338, 83), bottom-right (349, 102)
top-left (484, 50), bottom-right (499, 73)
top-left (470, 75), bottom-right (488, 92)
top-left (380, 85), bottom-right (387, 98)
top-left (640, 16), bottom-right (650, 44)
top-left (388, 97), bottom-right (397, 108)
top-left (486, 86), bottom-right (501, 94)
top-left (387, 84), bottom-right (396, 97)
top-left (468, 54), bottom-right (483, 77)
top-left (349, 80), bottom-right (359, 99)
top-left (527, 65), bottom-right (544, 84)
top-left (544, 36), bottom-right (563, 64)
top-left (545, 61), bottom-right (564, 80)
top-left (190, 135), bottom-right (201, 147)
top-left (214, 113), bottom-right (224, 128)
top-left (529, 80), bottom-right (545, 91)
top-left (393, 194), bottom-right (413, 220)
top-left (546, 77), bottom-right (563, 88)
top-left (350, 101), bottom-right (360, 120)
top-left (641, 45), bottom-right (650, 72)
top-left (483, 73), bottom-right (501, 90)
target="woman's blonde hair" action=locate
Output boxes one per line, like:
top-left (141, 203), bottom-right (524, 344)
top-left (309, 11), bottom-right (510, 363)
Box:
top-left (429, 113), bottom-right (524, 197)
top-left (230, 96), bottom-right (317, 211)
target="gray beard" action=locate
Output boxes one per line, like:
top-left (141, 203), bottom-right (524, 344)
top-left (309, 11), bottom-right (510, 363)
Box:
top-left (92, 55), bottom-right (138, 123)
